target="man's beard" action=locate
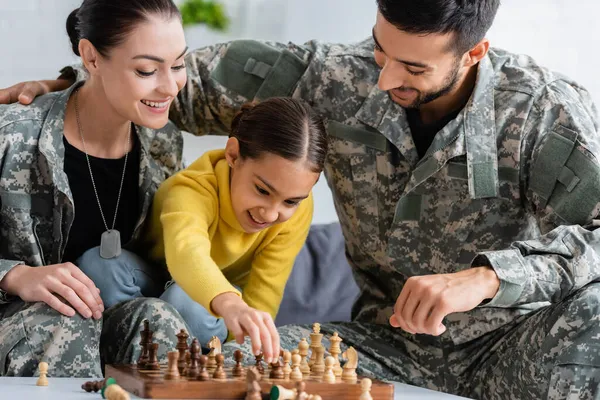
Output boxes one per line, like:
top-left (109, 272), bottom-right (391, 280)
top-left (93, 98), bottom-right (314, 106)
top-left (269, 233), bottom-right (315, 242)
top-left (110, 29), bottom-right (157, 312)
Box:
top-left (392, 59), bottom-right (462, 109)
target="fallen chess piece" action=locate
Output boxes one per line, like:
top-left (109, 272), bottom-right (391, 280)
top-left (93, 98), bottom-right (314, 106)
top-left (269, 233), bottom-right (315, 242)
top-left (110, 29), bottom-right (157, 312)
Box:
top-left (36, 362), bottom-right (48, 386)
top-left (81, 379), bottom-right (106, 392)
top-left (270, 384), bottom-right (297, 400)
top-left (104, 383), bottom-right (131, 400)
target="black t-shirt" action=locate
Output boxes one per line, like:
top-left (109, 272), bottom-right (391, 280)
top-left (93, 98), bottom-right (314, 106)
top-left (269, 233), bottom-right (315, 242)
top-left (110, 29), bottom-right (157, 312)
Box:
top-left (62, 133), bottom-right (141, 263)
top-left (406, 107), bottom-right (463, 159)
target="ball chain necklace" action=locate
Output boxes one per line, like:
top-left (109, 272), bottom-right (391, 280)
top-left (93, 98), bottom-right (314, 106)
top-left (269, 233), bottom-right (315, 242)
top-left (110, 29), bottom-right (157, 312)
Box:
top-left (74, 89), bottom-right (130, 259)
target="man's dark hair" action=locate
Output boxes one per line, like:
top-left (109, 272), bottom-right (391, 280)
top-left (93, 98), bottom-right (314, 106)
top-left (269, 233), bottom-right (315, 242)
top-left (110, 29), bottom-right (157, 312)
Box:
top-left (376, 0), bottom-right (500, 54)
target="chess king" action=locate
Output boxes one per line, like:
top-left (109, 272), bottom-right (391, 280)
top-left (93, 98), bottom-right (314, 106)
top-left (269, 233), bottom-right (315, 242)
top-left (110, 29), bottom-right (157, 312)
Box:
top-left (2, 0), bottom-right (600, 398)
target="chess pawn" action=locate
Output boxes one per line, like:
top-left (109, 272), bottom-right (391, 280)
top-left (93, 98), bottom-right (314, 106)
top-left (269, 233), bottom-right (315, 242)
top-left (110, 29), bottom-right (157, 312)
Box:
top-left (232, 349), bottom-right (245, 377)
top-left (270, 384), bottom-right (297, 400)
top-left (164, 351), bottom-right (180, 380)
top-left (308, 396), bottom-right (322, 400)
top-left (245, 367), bottom-right (262, 400)
top-left (213, 354), bottom-right (227, 380)
top-left (197, 355), bottom-right (210, 381)
top-left (295, 381), bottom-right (309, 400)
top-left (36, 362), bottom-right (48, 386)
top-left (359, 378), bottom-right (373, 400)
top-left (282, 350), bottom-right (292, 378)
top-left (269, 360), bottom-right (285, 379)
top-left (323, 356), bottom-right (336, 383)
top-left (298, 338), bottom-right (310, 375)
top-left (290, 353), bottom-right (303, 381)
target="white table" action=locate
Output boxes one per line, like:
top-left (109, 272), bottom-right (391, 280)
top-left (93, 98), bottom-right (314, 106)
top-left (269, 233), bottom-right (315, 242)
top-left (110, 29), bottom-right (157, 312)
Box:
top-left (0, 377), bottom-right (470, 399)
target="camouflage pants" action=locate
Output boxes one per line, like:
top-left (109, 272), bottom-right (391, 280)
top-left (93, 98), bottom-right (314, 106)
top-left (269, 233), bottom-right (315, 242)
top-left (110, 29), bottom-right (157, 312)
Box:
top-left (223, 283), bottom-right (600, 400)
top-left (0, 297), bottom-right (189, 377)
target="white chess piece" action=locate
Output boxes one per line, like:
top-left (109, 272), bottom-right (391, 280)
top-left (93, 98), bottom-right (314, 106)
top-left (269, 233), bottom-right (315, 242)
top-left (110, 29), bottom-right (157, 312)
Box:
top-left (36, 362), bottom-right (48, 386)
top-left (359, 378), bottom-right (373, 400)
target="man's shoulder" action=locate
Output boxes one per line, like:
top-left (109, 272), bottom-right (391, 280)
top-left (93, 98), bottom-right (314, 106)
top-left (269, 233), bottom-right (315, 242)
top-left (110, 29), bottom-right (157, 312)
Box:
top-left (489, 47), bottom-right (588, 100)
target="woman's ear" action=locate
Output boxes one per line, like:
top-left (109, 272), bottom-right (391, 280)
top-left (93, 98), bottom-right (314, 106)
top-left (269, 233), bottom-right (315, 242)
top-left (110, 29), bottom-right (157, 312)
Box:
top-left (79, 39), bottom-right (101, 77)
top-left (225, 137), bottom-right (240, 168)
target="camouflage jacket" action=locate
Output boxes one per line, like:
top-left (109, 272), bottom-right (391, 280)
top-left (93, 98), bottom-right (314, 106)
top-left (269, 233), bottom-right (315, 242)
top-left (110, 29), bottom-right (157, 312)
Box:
top-left (0, 82), bottom-right (183, 304)
top-left (67, 38), bottom-right (600, 345)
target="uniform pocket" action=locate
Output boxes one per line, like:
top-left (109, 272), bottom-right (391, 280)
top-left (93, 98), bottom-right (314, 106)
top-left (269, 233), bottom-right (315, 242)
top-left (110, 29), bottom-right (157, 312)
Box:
top-left (325, 122), bottom-right (393, 259)
top-left (0, 310), bottom-right (27, 375)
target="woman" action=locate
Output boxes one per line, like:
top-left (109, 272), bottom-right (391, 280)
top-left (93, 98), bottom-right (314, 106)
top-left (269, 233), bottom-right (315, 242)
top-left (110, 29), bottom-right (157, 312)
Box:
top-left (0, 0), bottom-right (190, 376)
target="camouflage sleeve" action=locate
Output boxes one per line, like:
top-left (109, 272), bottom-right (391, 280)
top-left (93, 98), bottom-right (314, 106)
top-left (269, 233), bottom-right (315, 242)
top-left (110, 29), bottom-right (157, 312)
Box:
top-left (477, 80), bottom-right (600, 307)
top-left (168, 39), bottom-right (317, 136)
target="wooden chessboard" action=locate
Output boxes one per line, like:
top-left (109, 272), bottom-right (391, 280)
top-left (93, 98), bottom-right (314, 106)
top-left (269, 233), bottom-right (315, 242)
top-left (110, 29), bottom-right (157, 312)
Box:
top-left (105, 364), bottom-right (395, 399)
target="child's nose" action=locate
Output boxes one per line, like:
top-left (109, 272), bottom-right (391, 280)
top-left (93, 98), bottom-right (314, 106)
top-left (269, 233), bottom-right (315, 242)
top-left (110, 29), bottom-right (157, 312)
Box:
top-left (260, 207), bottom-right (279, 223)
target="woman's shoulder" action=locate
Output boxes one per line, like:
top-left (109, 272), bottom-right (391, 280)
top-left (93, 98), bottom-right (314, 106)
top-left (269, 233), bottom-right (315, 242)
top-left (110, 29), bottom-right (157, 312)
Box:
top-left (0, 92), bottom-right (62, 133)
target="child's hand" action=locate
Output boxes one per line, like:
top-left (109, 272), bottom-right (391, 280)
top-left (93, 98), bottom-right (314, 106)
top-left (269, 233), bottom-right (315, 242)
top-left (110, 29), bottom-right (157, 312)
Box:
top-left (211, 293), bottom-right (280, 363)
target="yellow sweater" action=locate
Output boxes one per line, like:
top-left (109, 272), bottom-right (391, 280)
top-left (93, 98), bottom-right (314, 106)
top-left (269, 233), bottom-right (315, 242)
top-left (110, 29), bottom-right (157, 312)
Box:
top-left (147, 150), bottom-right (313, 319)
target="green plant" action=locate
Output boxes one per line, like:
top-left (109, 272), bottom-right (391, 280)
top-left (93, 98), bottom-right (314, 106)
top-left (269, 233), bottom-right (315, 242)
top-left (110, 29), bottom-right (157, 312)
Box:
top-left (179, 0), bottom-right (229, 31)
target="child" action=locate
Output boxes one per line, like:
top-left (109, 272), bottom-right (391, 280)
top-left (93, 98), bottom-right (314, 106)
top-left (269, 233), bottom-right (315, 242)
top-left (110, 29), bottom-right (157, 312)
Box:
top-left (147, 97), bottom-right (328, 363)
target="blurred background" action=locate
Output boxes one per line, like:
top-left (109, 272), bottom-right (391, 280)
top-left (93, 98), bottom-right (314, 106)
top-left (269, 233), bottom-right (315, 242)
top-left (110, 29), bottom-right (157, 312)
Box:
top-left (0, 0), bottom-right (598, 224)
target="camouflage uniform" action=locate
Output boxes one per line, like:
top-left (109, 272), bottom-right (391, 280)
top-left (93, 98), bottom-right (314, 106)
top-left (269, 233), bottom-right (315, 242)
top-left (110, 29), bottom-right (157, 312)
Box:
top-left (0, 82), bottom-right (190, 376)
top-left (91, 38), bottom-right (597, 399)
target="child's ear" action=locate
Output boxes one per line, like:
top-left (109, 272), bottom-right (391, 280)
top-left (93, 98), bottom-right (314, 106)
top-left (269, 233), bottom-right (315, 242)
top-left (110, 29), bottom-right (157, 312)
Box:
top-left (225, 137), bottom-right (240, 167)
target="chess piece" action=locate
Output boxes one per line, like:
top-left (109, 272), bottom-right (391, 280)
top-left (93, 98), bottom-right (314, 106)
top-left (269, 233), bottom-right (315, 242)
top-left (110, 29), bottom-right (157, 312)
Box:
top-left (176, 329), bottom-right (189, 373)
top-left (359, 378), bottom-right (373, 400)
top-left (270, 384), bottom-right (297, 400)
top-left (213, 353), bottom-right (227, 379)
top-left (295, 381), bottom-right (309, 400)
top-left (233, 349), bottom-right (245, 377)
top-left (308, 323), bottom-right (322, 367)
top-left (137, 320), bottom-right (151, 367)
top-left (269, 360), bottom-right (285, 379)
top-left (104, 383), bottom-right (130, 400)
top-left (311, 346), bottom-right (325, 377)
top-left (187, 339), bottom-right (201, 378)
top-left (282, 350), bottom-right (292, 378)
top-left (245, 367), bottom-right (262, 400)
top-left (183, 350), bottom-right (191, 376)
top-left (341, 346), bottom-right (358, 383)
top-left (164, 351), bottom-right (180, 380)
top-left (147, 342), bottom-right (160, 370)
top-left (255, 353), bottom-right (265, 374)
top-left (197, 355), bottom-right (210, 381)
top-left (328, 332), bottom-right (343, 377)
top-left (206, 335), bottom-right (222, 372)
top-left (290, 353), bottom-right (303, 381)
top-left (36, 362), bottom-right (48, 386)
top-left (308, 396), bottom-right (322, 400)
top-left (81, 379), bottom-right (105, 392)
top-left (323, 356), bottom-right (336, 383)
top-left (298, 338), bottom-right (310, 375)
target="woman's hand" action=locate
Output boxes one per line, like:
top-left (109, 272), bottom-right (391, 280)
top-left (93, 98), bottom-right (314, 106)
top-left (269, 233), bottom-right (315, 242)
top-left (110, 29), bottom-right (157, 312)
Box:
top-left (211, 292), bottom-right (280, 363)
top-left (0, 263), bottom-right (104, 319)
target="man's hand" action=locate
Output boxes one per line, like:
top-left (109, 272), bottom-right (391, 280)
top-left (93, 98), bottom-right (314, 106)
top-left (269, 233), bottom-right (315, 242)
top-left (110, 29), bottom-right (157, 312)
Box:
top-left (211, 292), bottom-right (280, 363)
top-left (0, 263), bottom-right (104, 319)
top-left (0, 79), bottom-right (72, 105)
top-left (390, 267), bottom-right (500, 336)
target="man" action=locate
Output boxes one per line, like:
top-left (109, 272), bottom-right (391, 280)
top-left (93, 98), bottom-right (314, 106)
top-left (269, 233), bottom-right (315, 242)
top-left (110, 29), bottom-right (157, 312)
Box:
top-left (2, 0), bottom-right (599, 398)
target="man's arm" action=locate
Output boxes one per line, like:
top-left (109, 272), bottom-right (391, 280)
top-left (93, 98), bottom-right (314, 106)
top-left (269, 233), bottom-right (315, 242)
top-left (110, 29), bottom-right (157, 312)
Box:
top-left (479, 80), bottom-right (600, 307)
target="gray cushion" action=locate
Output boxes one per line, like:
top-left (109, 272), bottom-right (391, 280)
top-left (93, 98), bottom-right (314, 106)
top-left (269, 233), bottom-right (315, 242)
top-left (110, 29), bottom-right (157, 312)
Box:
top-left (275, 223), bottom-right (359, 326)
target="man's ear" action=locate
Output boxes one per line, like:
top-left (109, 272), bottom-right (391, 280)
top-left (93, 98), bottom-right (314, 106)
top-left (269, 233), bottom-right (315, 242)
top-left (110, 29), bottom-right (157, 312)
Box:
top-left (225, 137), bottom-right (240, 168)
top-left (79, 39), bottom-right (101, 76)
top-left (464, 38), bottom-right (490, 67)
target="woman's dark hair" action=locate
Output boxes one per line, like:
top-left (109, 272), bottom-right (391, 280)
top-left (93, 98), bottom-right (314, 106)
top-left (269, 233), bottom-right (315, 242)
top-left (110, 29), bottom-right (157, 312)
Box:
top-left (376, 0), bottom-right (500, 54)
top-left (66, 0), bottom-right (181, 57)
top-left (230, 98), bottom-right (328, 173)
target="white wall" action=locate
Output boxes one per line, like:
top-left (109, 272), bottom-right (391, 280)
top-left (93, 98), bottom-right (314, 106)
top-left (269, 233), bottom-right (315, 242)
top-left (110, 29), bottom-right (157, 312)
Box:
top-left (1, 0), bottom-right (599, 223)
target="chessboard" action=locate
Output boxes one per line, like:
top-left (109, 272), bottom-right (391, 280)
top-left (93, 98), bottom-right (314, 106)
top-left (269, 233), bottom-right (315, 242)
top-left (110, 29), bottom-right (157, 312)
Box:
top-left (105, 364), bottom-right (394, 399)
top-left (99, 320), bottom-right (394, 399)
